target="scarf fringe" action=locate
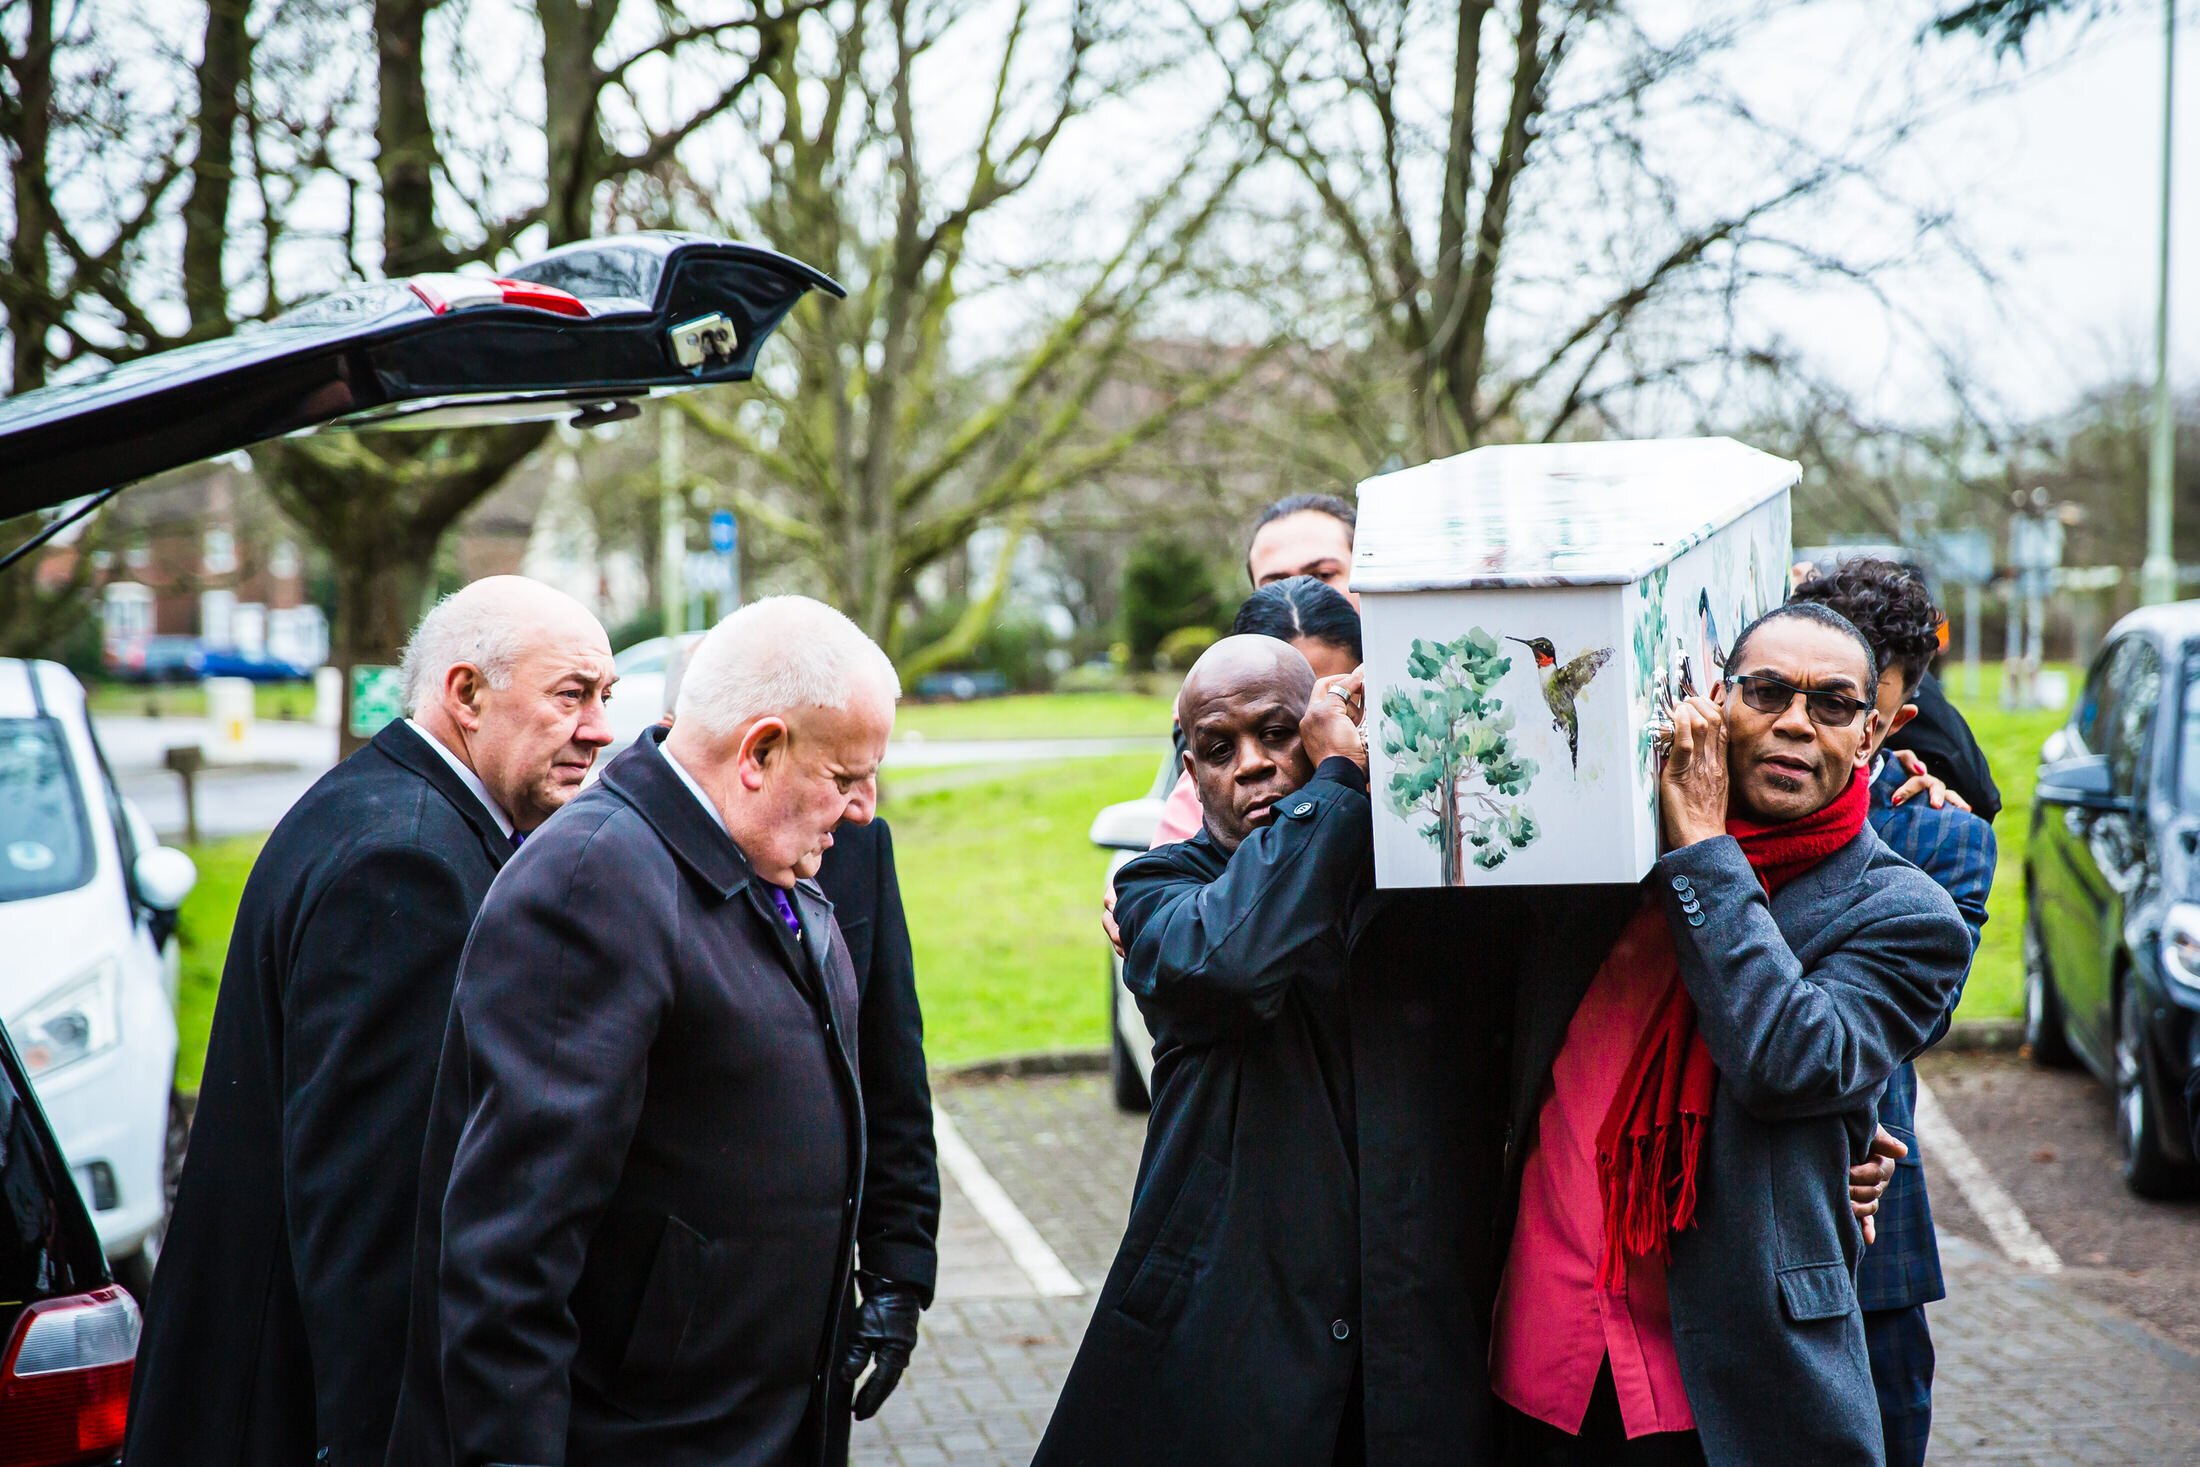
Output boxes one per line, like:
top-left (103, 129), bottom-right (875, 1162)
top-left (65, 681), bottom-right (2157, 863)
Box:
top-left (1589, 771), bottom-right (1870, 1289)
top-left (1670, 1112), bottom-right (1705, 1228)
top-left (1596, 1109), bottom-right (1697, 1292)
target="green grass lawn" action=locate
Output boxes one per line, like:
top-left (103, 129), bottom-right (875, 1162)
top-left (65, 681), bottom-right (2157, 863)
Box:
top-left (167, 663), bottom-right (2058, 1083)
top-left (1940, 663), bottom-right (2073, 1023)
top-left (886, 753), bottom-right (1156, 1063)
top-left (892, 690), bottom-right (1174, 742)
top-left (173, 833), bottom-right (266, 1091)
top-left (87, 680), bottom-right (318, 721)
top-left (171, 752), bottom-right (1161, 1087)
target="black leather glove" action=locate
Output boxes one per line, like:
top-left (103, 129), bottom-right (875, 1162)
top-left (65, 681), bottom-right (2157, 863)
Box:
top-left (838, 1274), bottom-right (924, 1420)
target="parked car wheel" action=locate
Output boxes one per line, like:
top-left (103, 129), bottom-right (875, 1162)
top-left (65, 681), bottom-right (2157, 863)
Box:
top-left (2115, 982), bottom-right (2199, 1198)
top-left (2023, 908), bottom-right (2079, 1069)
top-left (1109, 964), bottom-right (1150, 1115)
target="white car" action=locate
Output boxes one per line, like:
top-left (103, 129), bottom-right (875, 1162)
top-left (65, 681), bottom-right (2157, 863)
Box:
top-left (1089, 751), bottom-right (1180, 1112)
top-left (606, 636), bottom-right (677, 751)
top-left (0, 659), bottom-right (196, 1291)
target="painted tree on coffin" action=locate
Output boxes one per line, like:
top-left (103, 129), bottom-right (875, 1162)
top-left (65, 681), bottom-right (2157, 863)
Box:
top-left (1378, 628), bottom-right (1541, 885)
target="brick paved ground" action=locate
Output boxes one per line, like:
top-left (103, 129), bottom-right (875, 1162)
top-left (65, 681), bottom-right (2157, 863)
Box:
top-left (853, 1072), bottom-right (2200, 1467)
top-left (1932, 1236), bottom-right (2198, 1464)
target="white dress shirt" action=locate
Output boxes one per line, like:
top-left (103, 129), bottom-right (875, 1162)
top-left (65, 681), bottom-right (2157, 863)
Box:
top-left (403, 718), bottom-right (515, 840)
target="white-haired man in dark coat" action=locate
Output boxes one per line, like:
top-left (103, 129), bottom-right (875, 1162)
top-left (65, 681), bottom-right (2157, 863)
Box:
top-left (387, 595), bottom-right (898, 1467)
top-left (129, 576), bottom-right (616, 1467)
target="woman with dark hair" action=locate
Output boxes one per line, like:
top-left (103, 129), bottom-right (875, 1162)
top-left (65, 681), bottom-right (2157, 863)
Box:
top-left (1231, 574), bottom-right (1362, 675)
top-left (1151, 576), bottom-right (1362, 844)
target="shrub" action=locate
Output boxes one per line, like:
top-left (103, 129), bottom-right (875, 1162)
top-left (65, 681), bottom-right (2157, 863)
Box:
top-left (1155, 624), bottom-right (1221, 670)
top-left (1121, 537), bottom-right (1221, 662)
top-left (905, 600), bottom-right (1059, 691)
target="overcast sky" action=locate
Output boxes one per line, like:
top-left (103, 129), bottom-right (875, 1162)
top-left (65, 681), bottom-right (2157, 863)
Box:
top-left (901, 0), bottom-right (2200, 432)
top-left (1752, 4), bottom-right (2200, 424)
top-left (51, 0), bottom-right (2200, 437)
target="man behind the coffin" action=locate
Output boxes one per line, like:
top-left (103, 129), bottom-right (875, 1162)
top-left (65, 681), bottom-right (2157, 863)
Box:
top-left (1034, 635), bottom-right (1383, 1467)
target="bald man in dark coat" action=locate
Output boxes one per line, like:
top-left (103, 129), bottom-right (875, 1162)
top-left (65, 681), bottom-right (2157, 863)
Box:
top-left (1037, 638), bottom-right (1521, 1467)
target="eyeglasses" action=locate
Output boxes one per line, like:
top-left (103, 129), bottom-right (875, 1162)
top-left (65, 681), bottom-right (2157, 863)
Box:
top-left (1729, 674), bottom-right (1872, 728)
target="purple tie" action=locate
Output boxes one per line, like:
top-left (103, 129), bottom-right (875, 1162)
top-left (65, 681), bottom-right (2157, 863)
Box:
top-left (770, 886), bottom-right (802, 937)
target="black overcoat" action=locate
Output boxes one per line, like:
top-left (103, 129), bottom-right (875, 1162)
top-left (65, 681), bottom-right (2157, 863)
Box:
top-left (383, 728), bottom-right (865, 1467)
top-left (125, 720), bottom-right (510, 1467)
top-left (1034, 759), bottom-right (1520, 1467)
top-left (815, 817), bottom-right (940, 1297)
top-left (814, 818), bottom-right (940, 1465)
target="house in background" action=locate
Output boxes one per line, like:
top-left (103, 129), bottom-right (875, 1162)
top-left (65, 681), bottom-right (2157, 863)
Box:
top-left (89, 457), bottom-right (328, 676)
top-left (453, 444), bottom-right (652, 637)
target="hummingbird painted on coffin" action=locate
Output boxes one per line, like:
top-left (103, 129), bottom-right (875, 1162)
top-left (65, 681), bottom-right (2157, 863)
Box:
top-left (1507, 636), bottom-right (1614, 774)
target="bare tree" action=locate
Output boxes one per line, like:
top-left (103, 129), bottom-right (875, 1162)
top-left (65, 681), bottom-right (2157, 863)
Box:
top-left (670, 0), bottom-right (1270, 676)
top-left (1931, 0), bottom-right (2116, 52)
top-left (2, 0), bottom-right (828, 746)
top-left (1187, 1), bottom-right (1987, 463)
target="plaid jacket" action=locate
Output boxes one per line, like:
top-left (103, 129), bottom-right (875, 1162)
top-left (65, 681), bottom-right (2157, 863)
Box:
top-left (1859, 756), bottom-right (1997, 1311)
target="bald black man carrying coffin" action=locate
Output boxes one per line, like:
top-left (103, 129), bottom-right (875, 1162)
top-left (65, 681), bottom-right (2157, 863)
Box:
top-left (1034, 637), bottom-right (1524, 1467)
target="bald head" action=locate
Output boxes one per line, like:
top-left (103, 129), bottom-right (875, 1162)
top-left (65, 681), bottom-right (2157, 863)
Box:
top-left (401, 575), bottom-right (616, 832)
top-left (1178, 634), bottom-right (1317, 727)
top-left (1177, 635), bottom-right (1318, 852)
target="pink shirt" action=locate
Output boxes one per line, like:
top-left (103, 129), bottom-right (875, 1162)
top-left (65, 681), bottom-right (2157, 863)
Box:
top-left (1151, 769), bottom-right (1203, 846)
top-left (1490, 902), bottom-right (1696, 1439)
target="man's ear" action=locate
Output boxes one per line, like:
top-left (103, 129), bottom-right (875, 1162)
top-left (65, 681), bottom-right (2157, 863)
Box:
top-left (1708, 679), bottom-right (1726, 705)
top-left (1181, 748), bottom-right (1195, 781)
top-left (737, 716), bottom-right (790, 791)
top-left (1890, 703), bottom-right (1920, 739)
top-left (1856, 710), bottom-right (1882, 770)
top-left (444, 663), bottom-right (487, 731)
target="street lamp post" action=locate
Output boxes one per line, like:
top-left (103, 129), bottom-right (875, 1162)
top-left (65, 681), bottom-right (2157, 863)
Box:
top-left (2143, 0), bottom-right (2181, 605)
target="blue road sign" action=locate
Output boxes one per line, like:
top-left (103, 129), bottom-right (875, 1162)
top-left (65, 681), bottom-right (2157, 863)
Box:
top-left (709, 510), bottom-right (737, 554)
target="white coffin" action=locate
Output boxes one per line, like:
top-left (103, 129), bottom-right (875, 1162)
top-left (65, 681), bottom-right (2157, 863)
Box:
top-left (1355, 437), bottom-right (1798, 888)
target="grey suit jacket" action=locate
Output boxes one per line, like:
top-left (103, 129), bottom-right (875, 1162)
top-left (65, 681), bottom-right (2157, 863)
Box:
top-left (1508, 825), bottom-right (1969, 1467)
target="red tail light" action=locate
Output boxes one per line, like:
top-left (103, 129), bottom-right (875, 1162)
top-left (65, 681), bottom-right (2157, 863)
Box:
top-left (406, 274), bottom-right (590, 318)
top-left (489, 278), bottom-right (591, 318)
top-left (0, 1287), bottom-right (138, 1467)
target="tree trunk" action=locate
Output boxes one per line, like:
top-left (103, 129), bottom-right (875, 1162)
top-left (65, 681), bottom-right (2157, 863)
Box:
top-left (1448, 0), bottom-right (1546, 445)
top-left (5, 0), bottom-right (56, 394)
top-left (332, 546), bottom-right (435, 757)
top-left (536, 0), bottom-right (615, 246)
top-left (375, 0), bottom-right (452, 275)
top-left (181, 0), bottom-right (251, 340)
top-left (1440, 771), bottom-right (1461, 887)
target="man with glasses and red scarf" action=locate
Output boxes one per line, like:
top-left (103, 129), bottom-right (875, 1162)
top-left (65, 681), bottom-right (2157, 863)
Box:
top-left (1489, 601), bottom-right (1971, 1467)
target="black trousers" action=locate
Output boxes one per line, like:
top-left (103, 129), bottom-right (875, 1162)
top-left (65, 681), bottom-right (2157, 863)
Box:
top-left (1497, 1361), bottom-right (1706, 1467)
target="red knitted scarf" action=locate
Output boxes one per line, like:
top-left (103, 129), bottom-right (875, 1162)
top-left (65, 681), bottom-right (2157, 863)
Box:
top-left (1592, 769), bottom-right (1870, 1289)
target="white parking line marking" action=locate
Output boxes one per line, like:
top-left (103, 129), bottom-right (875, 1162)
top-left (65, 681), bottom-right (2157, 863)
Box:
top-left (1916, 1076), bottom-right (2063, 1273)
top-left (933, 1109), bottom-right (1085, 1297)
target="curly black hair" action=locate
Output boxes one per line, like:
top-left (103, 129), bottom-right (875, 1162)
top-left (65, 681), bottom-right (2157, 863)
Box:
top-left (1787, 557), bottom-right (1943, 698)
